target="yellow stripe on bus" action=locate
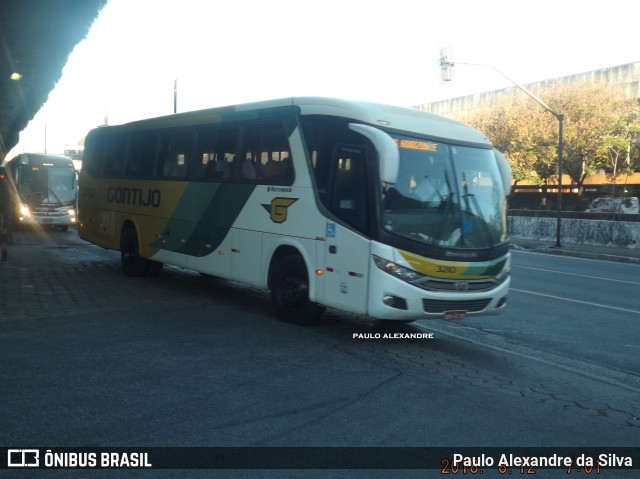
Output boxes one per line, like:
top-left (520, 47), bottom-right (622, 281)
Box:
top-left (397, 248), bottom-right (497, 280)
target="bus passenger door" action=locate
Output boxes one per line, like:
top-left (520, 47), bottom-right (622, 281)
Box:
top-left (321, 145), bottom-right (371, 315)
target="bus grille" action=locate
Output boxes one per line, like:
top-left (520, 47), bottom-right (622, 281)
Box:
top-left (33, 207), bottom-right (68, 217)
top-left (34, 211), bottom-right (67, 217)
top-left (422, 298), bottom-right (491, 313)
top-left (413, 276), bottom-right (506, 292)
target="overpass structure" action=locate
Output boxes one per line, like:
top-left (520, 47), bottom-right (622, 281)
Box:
top-left (418, 61), bottom-right (640, 118)
top-left (0, 0), bottom-right (106, 159)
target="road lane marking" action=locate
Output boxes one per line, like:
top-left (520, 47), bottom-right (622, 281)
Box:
top-left (513, 265), bottom-right (640, 285)
top-left (417, 321), bottom-right (640, 392)
top-left (510, 288), bottom-right (640, 315)
top-left (511, 249), bottom-right (640, 265)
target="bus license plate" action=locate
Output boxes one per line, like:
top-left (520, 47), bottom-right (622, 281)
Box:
top-left (444, 311), bottom-right (466, 320)
top-left (42, 218), bottom-right (53, 223)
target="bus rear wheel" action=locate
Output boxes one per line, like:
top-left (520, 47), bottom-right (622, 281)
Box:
top-left (120, 226), bottom-right (152, 277)
top-left (148, 260), bottom-right (164, 276)
top-left (271, 256), bottom-right (324, 325)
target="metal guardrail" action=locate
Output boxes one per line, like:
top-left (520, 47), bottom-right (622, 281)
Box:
top-left (509, 209), bottom-right (640, 222)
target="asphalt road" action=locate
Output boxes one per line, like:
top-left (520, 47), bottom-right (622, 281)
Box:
top-left (0, 228), bottom-right (638, 479)
top-left (429, 249), bottom-right (640, 387)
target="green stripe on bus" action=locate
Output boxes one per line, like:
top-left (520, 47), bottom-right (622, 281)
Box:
top-left (463, 258), bottom-right (507, 277)
top-left (150, 182), bottom-right (256, 256)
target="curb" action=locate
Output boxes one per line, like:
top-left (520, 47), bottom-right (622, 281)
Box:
top-left (510, 243), bottom-right (640, 264)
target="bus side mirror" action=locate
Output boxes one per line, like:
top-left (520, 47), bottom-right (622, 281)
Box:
top-left (494, 149), bottom-right (512, 196)
top-left (349, 123), bottom-right (398, 184)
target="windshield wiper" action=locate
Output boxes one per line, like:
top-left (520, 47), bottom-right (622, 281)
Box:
top-left (48, 187), bottom-right (63, 205)
top-left (461, 173), bottom-right (493, 246)
top-left (422, 175), bottom-right (444, 203)
top-left (432, 170), bottom-right (456, 245)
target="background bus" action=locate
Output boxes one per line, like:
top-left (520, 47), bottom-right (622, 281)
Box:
top-left (2, 153), bottom-right (78, 231)
top-left (78, 97), bottom-right (511, 324)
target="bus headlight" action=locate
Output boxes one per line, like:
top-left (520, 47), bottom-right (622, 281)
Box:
top-left (19, 204), bottom-right (30, 217)
top-left (494, 256), bottom-right (511, 282)
top-left (67, 209), bottom-right (76, 217)
top-left (373, 255), bottom-right (424, 283)
top-left (495, 265), bottom-right (511, 281)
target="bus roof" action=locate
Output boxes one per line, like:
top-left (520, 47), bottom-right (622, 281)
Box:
top-left (91, 97), bottom-right (491, 146)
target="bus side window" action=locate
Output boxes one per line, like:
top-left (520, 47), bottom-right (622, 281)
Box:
top-left (138, 133), bottom-right (158, 177)
top-left (240, 124), bottom-right (261, 181)
top-left (214, 126), bottom-right (239, 181)
top-left (298, 115), bottom-right (332, 205)
top-left (83, 133), bottom-right (105, 177)
top-left (159, 128), bottom-right (194, 178)
top-left (261, 120), bottom-right (293, 185)
top-left (193, 126), bottom-right (217, 179)
top-left (329, 145), bottom-right (368, 232)
top-left (126, 133), bottom-right (158, 178)
top-left (103, 133), bottom-right (127, 177)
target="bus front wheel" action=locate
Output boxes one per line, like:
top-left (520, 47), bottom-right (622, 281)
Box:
top-left (271, 256), bottom-right (324, 325)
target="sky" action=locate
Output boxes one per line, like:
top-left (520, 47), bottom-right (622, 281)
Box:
top-left (6, 0), bottom-right (640, 159)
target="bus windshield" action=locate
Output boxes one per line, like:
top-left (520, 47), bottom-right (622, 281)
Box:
top-left (382, 135), bottom-right (507, 248)
top-left (20, 166), bottom-right (77, 206)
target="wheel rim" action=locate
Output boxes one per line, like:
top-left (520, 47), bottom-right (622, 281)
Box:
top-left (122, 238), bottom-right (136, 268)
top-left (280, 274), bottom-right (308, 311)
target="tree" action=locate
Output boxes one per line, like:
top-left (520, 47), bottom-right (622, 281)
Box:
top-left (458, 81), bottom-right (639, 199)
top-left (543, 82), bottom-right (639, 190)
top-left (460, 91), bottom-right (556, 188)
top-left (594, 100), bottom-right (640, 196)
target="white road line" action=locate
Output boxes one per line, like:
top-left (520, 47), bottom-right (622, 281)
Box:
top-left (511, 249), bottom-right (636, 264)
top-left (510, 287), bottom-right (640, 315)
top-left (419, 321), bottom-right (640, 392)
top-left (513, 265), bottom-right (640, 285)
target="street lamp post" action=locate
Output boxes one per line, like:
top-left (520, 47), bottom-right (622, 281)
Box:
top-left (174, 78), bottom-right (178, 114)
top-left (439, 52), bottom-right (564, 247)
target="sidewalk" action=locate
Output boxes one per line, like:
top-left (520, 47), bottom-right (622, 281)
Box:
top-left (509, 236), bottom-right (640, 264)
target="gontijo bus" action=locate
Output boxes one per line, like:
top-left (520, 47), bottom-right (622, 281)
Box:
top-left (78, 97), bottom-right (511, 324)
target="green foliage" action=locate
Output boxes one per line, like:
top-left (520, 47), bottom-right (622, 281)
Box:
top-left (458, 82), bottom-right (640, 191)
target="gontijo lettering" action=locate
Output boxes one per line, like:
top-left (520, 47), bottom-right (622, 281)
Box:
top-left (107, 187), bottom-right (161, 207)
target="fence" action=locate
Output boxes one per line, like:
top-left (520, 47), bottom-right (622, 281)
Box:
top-left (508, 210), bottom-right (640, 248)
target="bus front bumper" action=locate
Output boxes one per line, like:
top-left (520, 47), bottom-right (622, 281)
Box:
top-left (18, 209), bottom-right (77, 228)
top-left (367, 268), bottom-right (510, 321)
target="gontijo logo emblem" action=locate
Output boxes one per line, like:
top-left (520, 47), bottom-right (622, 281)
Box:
top-left (262, 197), bottom-right (298, 223)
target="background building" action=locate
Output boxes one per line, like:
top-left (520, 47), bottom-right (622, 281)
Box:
top-left (417, 62), bottom-right (640, 117)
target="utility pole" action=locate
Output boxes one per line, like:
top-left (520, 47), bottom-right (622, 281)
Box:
top-left (174, 78), bottom-right (178, 114)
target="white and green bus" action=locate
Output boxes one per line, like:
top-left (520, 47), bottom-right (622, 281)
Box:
top-left (3, 153), bottom-right (78, 231)
top-left (78, 97), bottom-right (511, 324)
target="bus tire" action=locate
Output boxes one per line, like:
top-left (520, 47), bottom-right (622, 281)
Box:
top-left (147, 260), bottom-right (164, 277)
top-left (271, 255), bottom-right (324, 325)
top-left (120, 226), bottom-right (150, 277)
